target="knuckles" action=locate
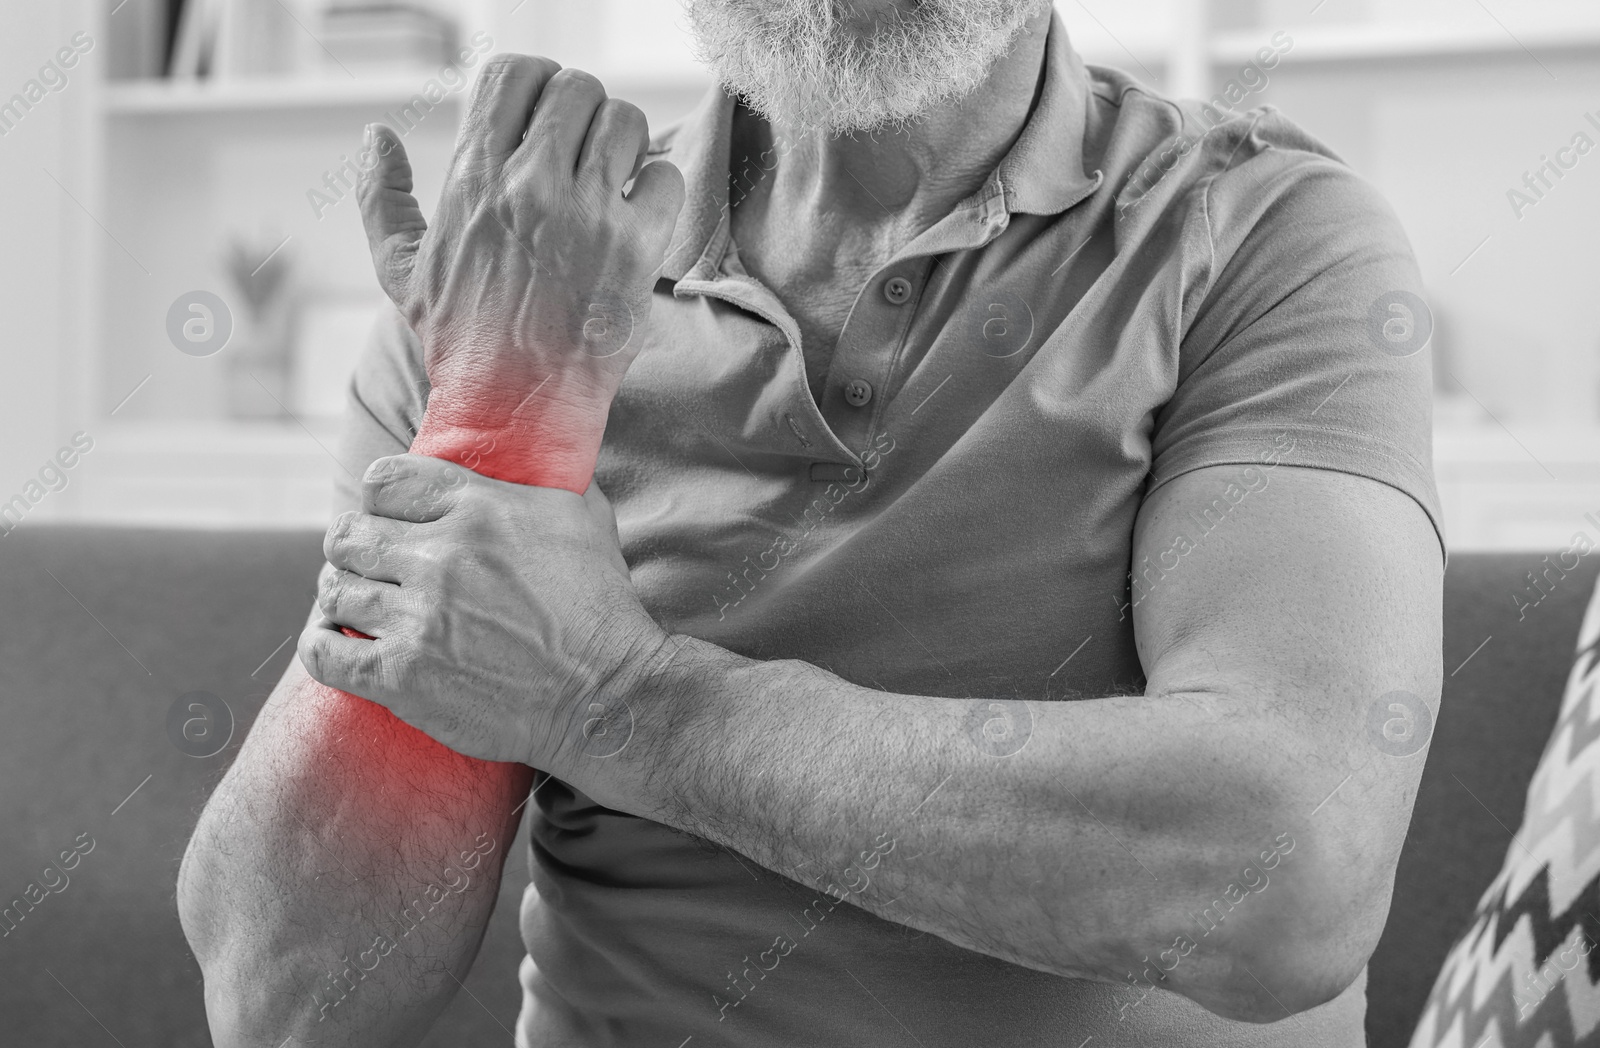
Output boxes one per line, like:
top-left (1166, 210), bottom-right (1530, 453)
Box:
top-left (382, 240), bottom-right (422, 313)
top-left (298, 617), bottom-right (408, 698)
top-left (598, 96), bottom-right (645, 128)
top-left (324, 511), bottom-right (360, 562)
top-left (316, 563), bottom-right (344, 615)
top-left (546, 66), bottom-right (606, 99)
top-left (409, 545), bottom-right (449, 589)
top-left (478, 52), bottom-right (558, 91)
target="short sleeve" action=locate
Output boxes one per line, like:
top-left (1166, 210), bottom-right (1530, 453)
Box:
top-left (330, 300), bottom-right (430, 514)
top-left (1148, 134), bottom-right (1445, 557)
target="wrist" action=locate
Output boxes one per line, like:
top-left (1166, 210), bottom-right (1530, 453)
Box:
top-left (411, 393), bottom-right (610, 492)
top-left (559, 632), bottom-right (733, 821)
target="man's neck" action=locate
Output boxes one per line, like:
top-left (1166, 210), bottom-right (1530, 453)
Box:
top-left (724, 7), bottom-right (1054, 404)
top-left (729, 7), bottom-right (1053, 252)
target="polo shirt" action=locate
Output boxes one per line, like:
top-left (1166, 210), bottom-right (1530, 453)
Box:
top-left (333, 11), bottom-right (1442, 1046)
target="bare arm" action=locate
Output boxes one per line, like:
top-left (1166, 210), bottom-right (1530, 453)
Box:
top-left (177, 657), bottom-right (532, 1044)
top-left (561, 465), bottom-right (1443, 1023)
top-left (176, 53), bottom-right (683, 1047)
top-left (304, 450), bottom-right (1440, 1026)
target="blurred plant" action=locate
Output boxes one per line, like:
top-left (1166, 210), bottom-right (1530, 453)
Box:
top-left (224, 235), bottom-right (294, 319)
top-left (221, 233), bottom-right (298, 419)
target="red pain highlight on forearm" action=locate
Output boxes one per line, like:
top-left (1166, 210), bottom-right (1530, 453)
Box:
top-left (318, 383), bottom-right (616, 814)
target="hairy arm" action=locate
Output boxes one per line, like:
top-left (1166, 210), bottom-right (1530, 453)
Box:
top-left (565, 465), bottom-right (1442, 1024)
top-left (176, 52), bottom-right (683, 1048)
top-left (177, 656), bottom-right (533, 1044)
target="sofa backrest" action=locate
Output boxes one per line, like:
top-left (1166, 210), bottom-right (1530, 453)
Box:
top-left (1365, 552), bottom-right (1597, 1047)
top-left (0, 525), bottom-right (534, 1047)
top-left (0, 527), bottom-right (1587, 1046)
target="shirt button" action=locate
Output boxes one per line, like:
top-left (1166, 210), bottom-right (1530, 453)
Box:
top-left (844, 379), bottom-right (873, 407)
top-left (883, 277), bottom-right (913, 305)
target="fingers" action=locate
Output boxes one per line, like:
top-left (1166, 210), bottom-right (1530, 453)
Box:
top-left (579, 98), bottom-right (651, 188)
top-left (324, 509), bottom-right (423, 583)
top-left (357, 123), bottom-right (427, 310)
top-left (516, 67), bottom-right (608, 177)
top-left (316, 562), bottom-right (405, 637)
top-left (626, 158), bottom-right (688, 238)
top-left (362, 454), bottom-right (472, 523)
top-left (581, 481), bottom-right (620, 543)
top-left (582, 481), bottom-right (630, 576)
top-left (298, 617), bottom-right (392, 701)
top-left (458, 53), bottom-right (563, 166)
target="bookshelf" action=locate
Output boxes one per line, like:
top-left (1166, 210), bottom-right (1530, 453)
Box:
top-left (103, 74), bottom-right (474, 113)
top-left (60, 0), bottom-right (713, 529)
top-left (102, 68), bottom-right (712, 115)
top-left (27, 0), bottom-right (1600, 548)
top-left (1211, 21), bottom-right (1600, 65)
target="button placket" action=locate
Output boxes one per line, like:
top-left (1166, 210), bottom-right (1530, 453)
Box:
top-left (823, 264), bottom-right (928, 450)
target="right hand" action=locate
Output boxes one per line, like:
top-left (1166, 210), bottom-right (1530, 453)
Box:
top-left (356, 54), bottom-right (686, 435)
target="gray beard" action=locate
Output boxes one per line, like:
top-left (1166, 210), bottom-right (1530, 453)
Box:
top-left (682, 0), bottom-right (1052, 138)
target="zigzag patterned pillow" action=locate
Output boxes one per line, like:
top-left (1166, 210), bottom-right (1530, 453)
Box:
top-left (1409, 584), bottom-right (1600, 1047)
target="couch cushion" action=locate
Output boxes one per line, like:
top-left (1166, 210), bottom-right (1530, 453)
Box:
top-left (1366, 554), bottom-right (1598, 1047)
top-left (1405, 557), bottom-right (1600, 1047)
top-left (0, 527), bottom-right (1586, 1046)
top-left (0, 525), bottom-right (532, 1047)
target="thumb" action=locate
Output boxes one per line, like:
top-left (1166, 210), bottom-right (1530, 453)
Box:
top-left (628, 159), bottom-right (687, 281)
top-left (357, 123), bottom-right (427, 316)
top-left (581, 481), bottom-right (629, 577)
top-left (627, 158), bottom-right (686, 249)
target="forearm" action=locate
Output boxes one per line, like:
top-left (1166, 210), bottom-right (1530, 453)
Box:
top-left (570, 636), bottom-right (1374, 1022)
top-left (180, 398), bottom-right (602, 1044)
top-left (178, 660), bottom-right (532, 1047)
top-left (179, 51), bottom-right (684, 1045)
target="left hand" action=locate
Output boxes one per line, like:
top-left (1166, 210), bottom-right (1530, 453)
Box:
top-left (297, 453), bottom-right (669, 770)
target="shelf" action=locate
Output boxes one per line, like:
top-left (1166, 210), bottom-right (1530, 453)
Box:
top-left (104, 68), bottom-right (711, 116)
top-left (1072, 29), bottom-right (1172, 71)
top-left (1433, 417), bottom-right (1600, 484)
top-left (105, 75), bottom-right (470, 114)
top-left (91, 417), bottom-right (346, 454)
top-left (101, 23), bottom-right (1600, 118)
top-left (66, 420), bottom-right (350, 530)
top-left (1212, 21), bottom-right (1600, 66)
top-left (1058, 21), bottom-right (1600, 76)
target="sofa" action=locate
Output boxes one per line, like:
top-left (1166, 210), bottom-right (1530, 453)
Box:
top-left (0, 525), bottom-right (1588, 1046)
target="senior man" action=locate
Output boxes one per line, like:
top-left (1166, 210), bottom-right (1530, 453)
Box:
top-left (177, 0), bottom-right (1444, 1045)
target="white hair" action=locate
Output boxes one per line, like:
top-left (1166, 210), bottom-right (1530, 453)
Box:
top-left (682, 0), bottom-right (1053, 138)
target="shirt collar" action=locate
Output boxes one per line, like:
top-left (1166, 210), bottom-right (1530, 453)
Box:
top-left (654, 8), bottom-right (1099, 283)
top-left (994, 9), bottom-right (1102, 216)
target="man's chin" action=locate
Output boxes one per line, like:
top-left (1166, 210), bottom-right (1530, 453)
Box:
top-left (687, 0), bottom-right (1051, 140)
top-left (721, 62), bottom-right (1009, 139)
top-left (733, 91), bottom-right (927, 139)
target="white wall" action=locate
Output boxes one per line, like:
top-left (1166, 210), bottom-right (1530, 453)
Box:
top-left (0, 0), bottom-right (96, 521)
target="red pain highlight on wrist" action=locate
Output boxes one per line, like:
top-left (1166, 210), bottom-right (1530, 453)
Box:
top-left (313, 386), bottom-right (611, 809)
